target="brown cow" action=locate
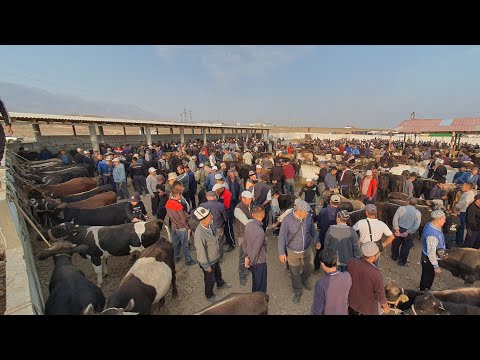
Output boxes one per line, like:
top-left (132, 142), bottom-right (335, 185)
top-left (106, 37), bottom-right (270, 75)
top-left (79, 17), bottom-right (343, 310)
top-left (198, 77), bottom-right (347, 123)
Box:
top-left (194, 292), bottom-right (269, 315)
top-left (38, 191), bottom-right (118, 211)
top-left (25, 177), bottom-right (97, 198)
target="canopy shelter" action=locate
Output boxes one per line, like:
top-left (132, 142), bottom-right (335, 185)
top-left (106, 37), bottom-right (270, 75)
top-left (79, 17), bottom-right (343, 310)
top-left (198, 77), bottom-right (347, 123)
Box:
top-left (393, 117), bottom-right (480, 156)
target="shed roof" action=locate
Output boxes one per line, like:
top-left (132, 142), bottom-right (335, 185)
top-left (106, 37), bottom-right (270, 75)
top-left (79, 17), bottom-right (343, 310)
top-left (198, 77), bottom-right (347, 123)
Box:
top-left (393, 117), bottom-right (480, 134)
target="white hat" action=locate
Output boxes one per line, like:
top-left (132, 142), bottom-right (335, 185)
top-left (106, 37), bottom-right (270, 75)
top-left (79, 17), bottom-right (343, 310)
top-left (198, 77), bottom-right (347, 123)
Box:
top-left (241, 190), bottom-right (254, 199)
top-left (214, 174), bottom-right (223, 180)
top-left (113, 158), bottom-right (120, 162)
top-left (366, 170), bottom-right (373, 175)
top-left (256, 165), bottom-right (262, 169)
top-left (212, 183), bottom-right (224, 192)
top-left (212, 166), bottom-right (218, 170)
top-left (167, 172), bottom-right (178, 181)
top-left (84, 150), bottom-right (90, 154)
top-left (362, 241), bottom-right (379, 257)
top-left (77, 147), bottom-right (82, 152)
top-left (194, 207), bottom-right (211, 221)
top-left (431, 210), bottom-right (446, 219)
top-left (306, 178), bottom-right (312, 182)
top-left (191, 156), bottom-right (196, 160)
top-left (148, 167), bottom-right (157, 173)
top-left (199, 163), bottom-right (205, 168)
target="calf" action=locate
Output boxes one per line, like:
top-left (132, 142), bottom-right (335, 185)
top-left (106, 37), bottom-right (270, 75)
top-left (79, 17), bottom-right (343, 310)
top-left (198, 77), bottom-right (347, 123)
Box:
top-left (440, 248), bottom-right (480, 284)
top-left (407, 293), bottom-right (480, 315)
top-left (47, 220), bottom-right (162, 287)
top-left (26, 177), bottom-right (97, 199)
top-left (194, 292), bottom-right (269, 315)
top-left (106, 238), bottom-right (177, 315)
top-left (32, 191), bottom-right (117, 212)
top-left (38, 241), bottom-right (105, 315)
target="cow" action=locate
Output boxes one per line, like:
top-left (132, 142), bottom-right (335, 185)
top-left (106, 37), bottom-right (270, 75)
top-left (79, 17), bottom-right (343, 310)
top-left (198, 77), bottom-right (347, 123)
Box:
top-left (278, 194), bottom-right (296, 211)
top-left (106, 238), bottom-right (177, 315)
top-left (32, 191), bottom-right (117, 213)
top-left (388, 192), bottom-right (433, 207)
top-left (60, 184), bottom-right (115, 203)
top-left (37, 241), bottom-right (105, 315)
top-left (48, 201), bottom-right (131, 226)
top-left (25, 177), bottom-right (97, 199)
top-left (406, 292), bottom-right (480, 315)
top-left (347, 208), bottom-right (367, 226)
top-left (440, 248), bottom-right (480, 284)
top-left (193, 292), bottom-right (269, 315)
top-left (83, 299), bottom-right (138, 315)
top-left (28, 166), bottom-right (90, 185)
top-left (47, 220), bottom-right (163, 287)
top-left (385, 280), bottom-right (480, 312)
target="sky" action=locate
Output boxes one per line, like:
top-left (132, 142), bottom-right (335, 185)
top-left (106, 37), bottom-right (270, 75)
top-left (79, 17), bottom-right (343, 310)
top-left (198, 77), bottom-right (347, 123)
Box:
top-left (1, 45), bottom-right (480, 128)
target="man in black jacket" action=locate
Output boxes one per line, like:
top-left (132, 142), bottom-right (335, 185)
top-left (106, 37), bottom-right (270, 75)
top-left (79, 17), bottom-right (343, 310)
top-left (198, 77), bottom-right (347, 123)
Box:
top-left (0, 97), bottom-right (14, 167)
top-left (464, 194), bottom-right (480, 248)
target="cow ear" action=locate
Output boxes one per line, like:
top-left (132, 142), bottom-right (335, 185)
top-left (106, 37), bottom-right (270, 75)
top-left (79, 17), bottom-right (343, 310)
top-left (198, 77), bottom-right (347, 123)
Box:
top-left (83, 304), bottom-right (96, 315)
top-left (124, 299), bottom-right (135, 312)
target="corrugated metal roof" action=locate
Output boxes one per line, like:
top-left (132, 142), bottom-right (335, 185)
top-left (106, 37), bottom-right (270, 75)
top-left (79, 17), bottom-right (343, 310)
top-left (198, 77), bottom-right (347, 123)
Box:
top-left (395, 117), bottom-right (480, 134)
top-left (2, 112), bottom-right (264, 130)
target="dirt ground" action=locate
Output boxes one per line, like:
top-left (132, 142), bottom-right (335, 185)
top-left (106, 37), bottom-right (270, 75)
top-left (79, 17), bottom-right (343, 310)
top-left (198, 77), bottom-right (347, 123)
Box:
top-left (30, 181), bottom-right (479, 315)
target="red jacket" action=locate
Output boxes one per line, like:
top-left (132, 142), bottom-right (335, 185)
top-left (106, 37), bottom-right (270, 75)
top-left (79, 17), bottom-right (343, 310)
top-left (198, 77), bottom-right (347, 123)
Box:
top-left (220, 188), bottom-right (232, 210)
top-left (283, 164), bottom-right (295, 180)
top-left (360, 177), bottom-right (377, 198)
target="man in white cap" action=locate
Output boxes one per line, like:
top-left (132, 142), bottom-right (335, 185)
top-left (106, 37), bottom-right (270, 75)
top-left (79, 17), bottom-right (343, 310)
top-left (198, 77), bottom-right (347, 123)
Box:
top-left (234, 190), bottom-right (254, 285)
top-left (73, 147), bottom-right (84, 164)
top-left (205, 165), bottom-right (222, 191)
top-left (146, 167), bottom-right (159, 215)
top-left (432, 158), bottom-right (447, 182)
top-left (278, 199), bottom-right (320, 304)
top-left (165, 172), bottom-right (178, 194)
top-left (315, 194), bottom-right (341, 273)
top-left (391, 197), bottom-right (421, 266)
top-left (347, 241), bottom-right (390, 315)
top-left (298, 178), bottom-right (321, 213)
top-left (195, 163), bottom-right (207, 190)
top-left (199, 190), bottom-right (227, 260)
top-left (243, 149), bottom-right (253, 166)
top-left (359, 169), bottom-right (378, 204)
top-left (245, 170), bottom-right (257, 192)
top-left (243, 205), bottom-right (267, 293)
top-left (420, 209), bottom-right (447, 291)
top-left (193, 207), bottom-right (232, 302)
top-left (188, 156), bottom-right (197, 172)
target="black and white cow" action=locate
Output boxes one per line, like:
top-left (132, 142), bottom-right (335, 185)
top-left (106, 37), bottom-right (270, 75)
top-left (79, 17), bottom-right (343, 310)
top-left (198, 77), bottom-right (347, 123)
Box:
top-left (47, 220), bottom-right (162, 287)
top-left (106, 238), bottom-right (177, 315)
top-left (38, 241), bottom-right (105, 315)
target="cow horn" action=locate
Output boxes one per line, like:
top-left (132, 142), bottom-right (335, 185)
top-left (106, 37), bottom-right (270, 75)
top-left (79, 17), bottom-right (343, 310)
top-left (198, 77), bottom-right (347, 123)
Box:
top-left (83, 304), bottom-right (96, 315)
top-left (124, 299), bottom-right (135, 312)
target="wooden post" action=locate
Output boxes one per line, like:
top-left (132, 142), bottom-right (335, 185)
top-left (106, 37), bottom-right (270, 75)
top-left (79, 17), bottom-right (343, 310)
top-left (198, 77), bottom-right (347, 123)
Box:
top-left (449, 132), bottom-right (456, 158)
top-left (72, 125), bottom-right (77, 137)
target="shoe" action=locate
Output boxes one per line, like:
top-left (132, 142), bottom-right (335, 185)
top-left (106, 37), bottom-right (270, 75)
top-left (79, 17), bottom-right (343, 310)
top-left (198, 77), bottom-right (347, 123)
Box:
top-left (313, 268), bottom-right (320, 274)
top-left (292, 294), bottom-right (301, 304)
top-left (186, 259), bottom-right (198, 266)
top-left (224, 245), bottom-right (235, 253)
top-left (175, 258), bottom-right (181, 264)
top-left (452, 243), bottom-right (463, 248)
top-left (240, 278), bottom-right (247, 286)
top-left (397, 262), bottom-right (408, 267)
top-left (206, 295), bottom-right (221, 302)
top-left (217, 282), bottom-right (232, 289)
top-left (391, 255), bottom-right (398, 261)
top-left (302, 281), bottom-right (312, 290)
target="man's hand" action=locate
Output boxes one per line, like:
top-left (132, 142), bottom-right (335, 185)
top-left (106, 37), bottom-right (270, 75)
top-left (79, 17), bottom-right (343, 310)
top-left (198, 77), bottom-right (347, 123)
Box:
top-left (434, 267), bottom-right (441, 274)
top-left (279, 255), bottom-right (287, 263)
top-left (132, 218), bottom-right (141, 222)
top-left (394, 230), bottom-right (401, 237)
top-left (244, 257), bottom-right (250, 268)
top-left (368, 197), bottom-right (373, 201)
top-left (5, 125), bottom-right (13, 136)
top-left (382, 303), bottom-right (391, 314)
top-left (206, 266), bottom-right (212, 273)
top-left (316, 243), bottom-right (321, 250)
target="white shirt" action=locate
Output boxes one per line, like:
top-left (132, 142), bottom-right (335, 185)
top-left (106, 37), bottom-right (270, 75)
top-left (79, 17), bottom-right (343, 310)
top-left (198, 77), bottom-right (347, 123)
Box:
top-left (353, 218), bottom-right (393, 244)
top-left (457, 190), bottom-right (475, 213)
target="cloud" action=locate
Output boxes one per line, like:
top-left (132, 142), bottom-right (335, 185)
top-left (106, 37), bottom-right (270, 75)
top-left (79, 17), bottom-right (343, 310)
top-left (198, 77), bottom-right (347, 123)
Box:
top-left (153, 45), bottom-right (315, 84)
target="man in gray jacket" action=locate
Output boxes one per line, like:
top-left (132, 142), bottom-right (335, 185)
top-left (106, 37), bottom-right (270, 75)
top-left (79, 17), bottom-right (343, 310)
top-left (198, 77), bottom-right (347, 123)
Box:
top-left (391, 197), bottom-right (421, 266)
top-left (278, 199), bottom-right (321, 304)
top-left (243, 205), bottom-right (267, 293)
top-left (199, 191), bottom-right (227, 260)
top-left (194, 207), bottom-right (232, 302)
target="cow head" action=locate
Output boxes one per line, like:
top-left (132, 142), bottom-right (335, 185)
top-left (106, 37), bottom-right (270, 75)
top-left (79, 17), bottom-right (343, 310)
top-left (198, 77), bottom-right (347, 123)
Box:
top-left (384, 280), bottom-right (410, 307)
top-left (83, 299), bottom-right (138, 315)
top-left (37, 241), bottom-right (89, 261)
top-left (47, 221), bottom-right (80, 241)
top-left (410, 293), bottom-right (451, 315)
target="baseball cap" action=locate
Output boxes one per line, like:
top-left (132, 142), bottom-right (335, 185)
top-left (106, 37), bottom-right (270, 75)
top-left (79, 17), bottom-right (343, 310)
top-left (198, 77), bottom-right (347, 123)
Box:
top-left (194, 207), bottom-right (211, 221)
top-left (337, 210), bottom-right (350, 222)
top-left (129, 193), bottom-right (141, 202)
top-left (330, 194), bottom-right (341, 203)
top-left (167, 172), bottom-right (178, 181)
top-left (248, 170), bottom-right (256, 176)
top-left (212, 166), bottom-right (218, 171)
top-left (191, 156), bottom-right (196, 160)
top-left (431, 209), bottom-right (446, 218)
top-left (362, 241), bottom-right (379, 257)
top-left (366, 170), bottom-right (373, 176)
top-left (241, 190), bottom-right (254, 199)
top-left (306, 178), bottom-right (312, 182)
top-left (148, 167), bottom-right (157, 173)
top-left (214, 174), bottom-right (223, 180)
top-left (365, 204), bottom-right (377, 213)
top-left (256, 165), bottom-right (262, 169)
top-left (212, 184), bottom-right (224, 192)
top-left (295, 199), bottom-right (311, 212)
top-left (199, 163), bottom-right (205, 168)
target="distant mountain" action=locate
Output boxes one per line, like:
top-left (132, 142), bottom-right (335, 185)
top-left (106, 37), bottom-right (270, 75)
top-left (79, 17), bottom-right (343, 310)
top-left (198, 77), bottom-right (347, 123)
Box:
top-left (0, 82), bottom-right (165, 120)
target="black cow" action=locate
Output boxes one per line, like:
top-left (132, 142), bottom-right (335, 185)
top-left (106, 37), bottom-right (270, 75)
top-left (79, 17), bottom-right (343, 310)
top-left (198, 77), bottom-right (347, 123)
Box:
top-left (61, 184), bottom-right (114, 203)
top-left (47, 220), bottom-right (162, 287)
top-left (106, 238), bottom-right (177, 315)
top-left (38, 241), bottom-right (105, 315)
top-left (440, 248), bottom-right (480, 284)
top-left (385, 280), bottom-right (480, 312)
top-left (278, 194), bottom-right (296, 211)
top-left (29, 166), bottom-right (89, 184)
top-left (348, 208), bottom-right (367, 226)
top-left (49, 202), bottom-right (130, 226)
top-left (407, 292), bottom-right (480, 315)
